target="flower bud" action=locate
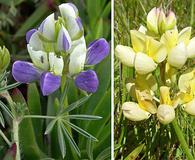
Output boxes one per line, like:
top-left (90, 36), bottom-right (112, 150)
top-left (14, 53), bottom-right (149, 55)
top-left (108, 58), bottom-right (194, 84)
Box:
top-left (57, 25), bottom-right (72, 52)
top-left (27, 44), bottom-right (49, 71)
top-left (115, 45), bottom-right (135, 67)
top-left (134, 52), bottom-right (157, 74)
top-left (122, 102), bottom-right (151, 121)
top-left (75, 70), bottom-right (99, 93)
top-left (12, 61), bottom-right (41, 83)
top-left (69, 43), bottom-right (86, 75)
top-left (38, 13), bottom-right (56, 41)
top-left (0, 46), bottom-right (10, 73)
top-left (147, 7), bottom-right (159, 35)
top-left (86, 38), bottom-right (110, 65)
top-left (165, 11), bottom-right (176, 30)
top-left (66, 16), bottom-right (84, 40)
top-left (167, 42), bottom-right (187, 69)
top-left (157, 104), bottom-right (175, 124)
top-left (59, 3), bottom-right (78, 19)
top-left (40, 72), bottom-right (61, 96)
top-left (49, 52), bottom-right (64, 76)
top-left (183, 99), bottom-right (195, 115)
top-left (130, 30), bottom-right (146, 52)
top-left (158, 8), bottom-right (166, 34)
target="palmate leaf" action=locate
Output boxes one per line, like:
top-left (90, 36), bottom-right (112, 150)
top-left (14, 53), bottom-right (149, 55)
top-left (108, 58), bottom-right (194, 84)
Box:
top-left (95, 147), bottom-right (111, 160)
top-left (0, 100), bottom-right (13, 119)
top-left (0, 71), bottom-right (9, 83)
top-left (57, 121), bottom-right (66, 158)
top-left (0, 82), bottom-right (21, 93)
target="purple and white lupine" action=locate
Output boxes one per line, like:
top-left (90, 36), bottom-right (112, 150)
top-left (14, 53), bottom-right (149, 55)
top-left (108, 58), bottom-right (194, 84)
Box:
top-left (12, 3), bottom-right (110, 95)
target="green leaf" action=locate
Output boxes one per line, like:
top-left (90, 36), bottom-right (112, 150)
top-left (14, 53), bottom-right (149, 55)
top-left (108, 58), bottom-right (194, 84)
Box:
top-left (0, 111), bottom-right (5, 127)
top-left (63, 120), bottom-right (97, 142)
top-left (63, 115), bottom-right (102, 121)
top-left (27, 83), bottom-right (43, 148)
top-left (124, 144), bottom-right (145, 160)
top-left (57, 121), bottom-right (66, 158)
top-left (61, 124), bottom-right (81, 157)
top-left (95, 147), bottom-right (111, 160)
top-left (0, 100), bottom-right (13, 119)
top-left (95, 18), bottom-right (103, 39)
top-left (0, 82), bottom-right (21, 93)
top-left (45, 119), bottom-right (57, 135)
top-left (86, 138), bottom-right (94, 160)
top-left (60, 94), bottom-right (91, 114)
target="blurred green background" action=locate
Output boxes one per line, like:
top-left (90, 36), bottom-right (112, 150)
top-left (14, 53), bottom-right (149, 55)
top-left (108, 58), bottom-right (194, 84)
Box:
top-left (0, 0), bottom-right (111, 159)
top-left (114, 0), bottom-right (195, 159)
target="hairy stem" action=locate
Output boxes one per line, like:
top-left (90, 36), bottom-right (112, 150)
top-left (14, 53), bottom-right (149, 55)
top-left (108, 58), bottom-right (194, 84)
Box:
top-left (172, 119), bottom-right (194, 160)
top-left (13, 120), bottom-right (20, 160)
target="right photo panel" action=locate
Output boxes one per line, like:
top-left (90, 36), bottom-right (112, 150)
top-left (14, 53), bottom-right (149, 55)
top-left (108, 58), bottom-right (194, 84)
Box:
top-left (114, 0), bottom-right (195, 159)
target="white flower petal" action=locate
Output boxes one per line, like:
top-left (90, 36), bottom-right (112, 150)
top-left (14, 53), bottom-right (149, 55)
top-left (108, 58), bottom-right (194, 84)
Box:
top-left (183, 99), bottom-right (195, 115)
top-left (157, 104), bottom-right (175, 124)
top-left (168, 42), bottom-right (187, 69)
top-left (178, 27), bottom-right (191, 45)
top-left (59, 3), bottom-right (78, 19)
top-left (27, 44), bottom-right (49, 71)
top-left (49, 52), bottom-right (64, 76)
top-left (134, 52), bottom-right (157, 74)
top-left (29, 31), bottom-right (43, 51)
top-left (115, 45), bottom-right (135, 67)
top-left (187, 37), bottom-right (195, 58)
top-left (69, 43), bottom-right (86, 75)
top-left (122, 102), bottom-right (151, 121)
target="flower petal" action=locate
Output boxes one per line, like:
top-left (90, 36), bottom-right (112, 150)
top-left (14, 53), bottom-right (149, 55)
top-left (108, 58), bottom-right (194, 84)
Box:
top-left (49, 52), bottom-right (64, 76)
top-left (130, 30), bottom-right (146, 52)
top-left (66, 16), bottom-right (84, 40)
top-left (12, 61), bottom-right (41, 83)
top-left (38, 13), bottom-right (55, 41)
top-left (147, 7), bottom-right (159, 34)
top-left (157, 104), bottom-right (175, 124)
top-left (183, 99), bottom-right (195, 115)
top-left (75, 70), bottom-right (99, 93)
top-left (27, 44), bottom-right (49, 71)
top-left (187, 37), bottom-right (195, 58)
top-left (26, 29), bottom-right (37, 44)
top-left (59, 3), bottom-right (79, 19)
top-left (134, 52), bottom-right (157, 74)
top-left (28, 31), bottom-right (43, 51)
top-left (122, 102), bottom-right (151, 121)
top-left (115, 45), bottom-right (135, 67)
top-left (69, 43), bottom-right (86, 75)
top-left (167, 42), bottom-right (187, 69)
top-left (40, 72), bottom-right (61, 96)
top-left (86, 38), bottom-right (110, 65)
top-left (178, 27), bottom-right (191, 45)
top-left (57, 25), bottom-right (72, 52)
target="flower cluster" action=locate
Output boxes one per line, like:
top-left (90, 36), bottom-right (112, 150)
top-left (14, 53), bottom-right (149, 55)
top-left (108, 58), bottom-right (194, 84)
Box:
top-left (115, 7), bottom-right (195, 124)
top-left (12, 3), bottom-right (109, 95)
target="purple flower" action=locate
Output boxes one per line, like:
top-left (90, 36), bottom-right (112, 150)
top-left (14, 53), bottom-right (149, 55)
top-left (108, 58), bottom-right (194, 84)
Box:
top-left (26, 29), bottom-right (37, 43)
top-left (12, 61), bottom-right (41, 83)
top-left (75, 70), bottom-right (99, 93)
top-left (86, 38), bottom-right (110, 65)
top-left (40, 72), bottom-right (61, 96)
top-left (12, 61), bottom-right (61, 96)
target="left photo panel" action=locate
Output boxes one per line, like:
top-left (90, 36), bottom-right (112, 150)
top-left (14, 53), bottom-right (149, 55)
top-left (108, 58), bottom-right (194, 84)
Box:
top-left (0, 0), bottom-right (111, 160)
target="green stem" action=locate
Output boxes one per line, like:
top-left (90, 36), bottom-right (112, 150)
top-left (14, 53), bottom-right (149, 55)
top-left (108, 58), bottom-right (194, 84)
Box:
top-left (13, 120), bottom-right (20, 160)
top-left (23, 115), bottom-right (56, 119)
top-left (0, 129), bottom-right (11, 146)
top-left (172, 119), bottom-right (194, 160)
top-left (3, 91), bottom-right (21, 160)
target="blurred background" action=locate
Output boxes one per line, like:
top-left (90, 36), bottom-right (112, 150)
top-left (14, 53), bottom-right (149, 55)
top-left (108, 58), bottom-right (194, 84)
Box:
top-left (114, 0), bottom-right (195, 159)
top-left (0, 0), bottom-right (111, 159)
